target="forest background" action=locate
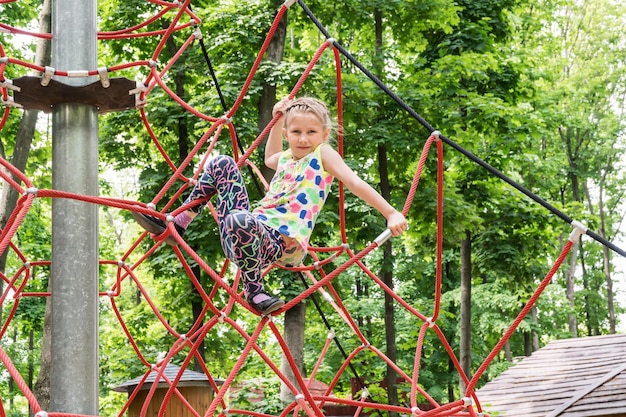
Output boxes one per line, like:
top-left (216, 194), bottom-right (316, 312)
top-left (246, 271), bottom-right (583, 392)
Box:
top-left (0, 0), bottom-right (625, 416)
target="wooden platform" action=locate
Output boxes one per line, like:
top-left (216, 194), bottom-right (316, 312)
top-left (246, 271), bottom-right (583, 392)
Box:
top-left (12, 76), bottom-right (139, 114)
top-left (476, 334), bottom-right (626, 417)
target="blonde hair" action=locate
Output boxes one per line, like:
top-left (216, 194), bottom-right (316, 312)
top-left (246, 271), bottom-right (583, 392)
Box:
top-left (284, 97), bottom-right (333, 132)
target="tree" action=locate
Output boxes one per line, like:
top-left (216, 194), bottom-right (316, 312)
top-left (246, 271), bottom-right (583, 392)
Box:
top-left (522, 0), bottom-right (626, 336)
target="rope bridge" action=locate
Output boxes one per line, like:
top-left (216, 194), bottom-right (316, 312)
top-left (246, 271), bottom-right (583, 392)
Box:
top-left (0, 1), bottom-right (619, 417)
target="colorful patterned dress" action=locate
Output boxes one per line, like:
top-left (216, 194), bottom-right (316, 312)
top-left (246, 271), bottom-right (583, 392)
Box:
top-left (254, 143), bottom-right (334, 266)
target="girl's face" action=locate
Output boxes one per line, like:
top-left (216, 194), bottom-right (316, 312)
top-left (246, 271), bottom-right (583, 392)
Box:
top-left (283, 111), bottom-right (330, 160)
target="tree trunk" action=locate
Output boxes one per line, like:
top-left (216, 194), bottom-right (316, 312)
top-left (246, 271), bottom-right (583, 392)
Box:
top-left (164, 17), bottom-right (208, 370)
top-left (33, 298), bottom-right (52, 414)
top-left (279, 300), bottom-right (306, 401)
top-left (580, 242), bottom-right (594, 336)
top-left (371, 7), bottom-right (399, 412)
top-left (565, 241), bottom-right (578, 337)
top-left (191, 265), bottom-right (206, 371)
top-left (523, 332), bottom-right (532, 357)
top-left (459, 232), bottom-right (471, 395)
top-left (250, 5), bottom-right (298, 401)
top-left (531, 306), bottom-right (539, 351)
top-left (503, 340), bottom-right (513, 362)
top-left (258, 4), bottom-right (287, 181)
top-left (598, 171), bottom-right (616, 333)
top-left (559, 126), bottom-right (582, 337)
top-left (377, 143), bottom-right (399, 411)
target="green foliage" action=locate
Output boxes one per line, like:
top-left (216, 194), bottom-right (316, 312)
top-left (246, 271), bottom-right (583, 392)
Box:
top-left (228, 376), bottom-right (285, 415)
top-left (2, 0), bottom-right (626, 414)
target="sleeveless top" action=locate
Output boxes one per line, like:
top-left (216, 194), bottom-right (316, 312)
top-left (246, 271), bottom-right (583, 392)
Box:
top-left (253, 143), bottom-right (334, 266)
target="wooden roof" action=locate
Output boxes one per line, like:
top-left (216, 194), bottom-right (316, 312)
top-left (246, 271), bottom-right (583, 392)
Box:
top-left (475, 334), bottom-right (626, 417)
top-left (112, 364), bottom-right (222, 393)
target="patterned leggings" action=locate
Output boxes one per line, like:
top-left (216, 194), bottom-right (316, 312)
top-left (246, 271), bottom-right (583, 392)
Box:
top-left (183, 155), bottom-right (285, 298)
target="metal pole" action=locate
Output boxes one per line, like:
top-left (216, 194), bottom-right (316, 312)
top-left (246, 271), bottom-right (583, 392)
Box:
top-left (49, 0), bottom-right (99, 414)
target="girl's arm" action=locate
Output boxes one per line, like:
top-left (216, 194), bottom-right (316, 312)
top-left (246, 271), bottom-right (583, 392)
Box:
top-left (265, 98), bottom-right (290, 170)
top-left (321, 145), bottom-right (408, 237)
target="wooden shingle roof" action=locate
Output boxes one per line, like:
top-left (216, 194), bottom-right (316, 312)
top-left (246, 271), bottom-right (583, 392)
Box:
top-left (112, 364), bottom-right (221, 393)
top-left (475, 333), bottom-right (626, 417)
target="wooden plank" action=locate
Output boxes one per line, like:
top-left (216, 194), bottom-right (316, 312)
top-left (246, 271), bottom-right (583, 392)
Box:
top-left (478, 377), bottom-right (613, 397)
top-left (561, 411), bottom-right (626, 417)
top-left (504, 356), bottom-right (626, 372)
top-left (475, 334), bottom-right (626, 417)
top-left (570, 396), bottom-right (626, 408)
top-left (12, 76), bottom-right (138, 114)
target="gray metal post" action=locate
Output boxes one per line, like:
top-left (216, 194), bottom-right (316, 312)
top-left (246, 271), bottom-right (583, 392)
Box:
top-left (49, 0), bottom-right (99, 414)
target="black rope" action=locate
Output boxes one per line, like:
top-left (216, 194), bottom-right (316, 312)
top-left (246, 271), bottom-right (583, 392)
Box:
top-left (193, 7), bottom-right (377, 405)
top-left (193, 21), bottom-right (264, 194)
top-left (297, 0), bottom-right (626, 259)
top-left (296, 272), bottom-right (385, 413)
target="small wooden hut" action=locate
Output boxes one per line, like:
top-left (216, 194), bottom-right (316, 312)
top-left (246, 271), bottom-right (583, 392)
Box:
top-left (112, 364), bottom-right (221, 417)
top-left (476, 333), bottom-right (626, 417)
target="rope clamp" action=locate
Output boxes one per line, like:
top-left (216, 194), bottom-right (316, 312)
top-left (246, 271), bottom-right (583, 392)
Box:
top-left (0, 57), bottom-right (8, 64)
top-left (1, 96), bottom-right (22, 109)
top-left (26, 187), bottom-right (38, 196)
top-left (426, 317), bottom-right (435, 327)
top-left (0, 79), bottom-right (20, 92)
top-left (130, 81), bottom-right (148, 108)
top-left (431, 130), bottom-right (441, 140)
top-left (218, 311), bottom-right (227, 322)
top-left (326, 38), bottom-right (336, 47)
top-left (193, 27), bottom-right (203, 40)
top-left (361, 388), bottom-right (370, 399)
top-left (284, 0), bottom-right (298, 8)
top-left (41, 66), bottom-right (54, 86)
top-left (295, 393), bottom-right (305, 400)
top-left (569, 220), bottom-right (588, 244)
top-left (328, 330), bottom-right (335, 339)
top-left (373, 229), bottom-right (392, 246)
top-left (35, 412), bottom-right (49, 417)
top-left (118, 260), bottom-right (125, 267)
top-left (24, 261), bottom-right (31, 268)
top-left (147, 203), bottom-right (157, 210)
top-left (98, 67), bottom-right (110, 88)
top-left (462, 397), bottom-right (472, 406)
top-left (411, 407), bottom-right (420, 416)
top-left (130, 82), bottom-right (148, 95)
top-left (221, 115), bottom-right (233, 125)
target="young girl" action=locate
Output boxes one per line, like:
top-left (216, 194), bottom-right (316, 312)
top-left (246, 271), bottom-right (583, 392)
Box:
top-left (133, 97), bottom-right (408, 315)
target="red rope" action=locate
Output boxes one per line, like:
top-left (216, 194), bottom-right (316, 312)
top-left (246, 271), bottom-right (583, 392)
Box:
top-left (0, 3), bottom-right (588, 417)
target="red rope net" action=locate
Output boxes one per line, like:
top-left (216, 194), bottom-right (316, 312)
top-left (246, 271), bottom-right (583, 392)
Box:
top-left (0, 2), bottom-right (580, 417)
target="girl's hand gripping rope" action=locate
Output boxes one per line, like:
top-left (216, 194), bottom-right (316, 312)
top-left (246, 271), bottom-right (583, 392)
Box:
top-left (386, 209), bottom-right (408, 237)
